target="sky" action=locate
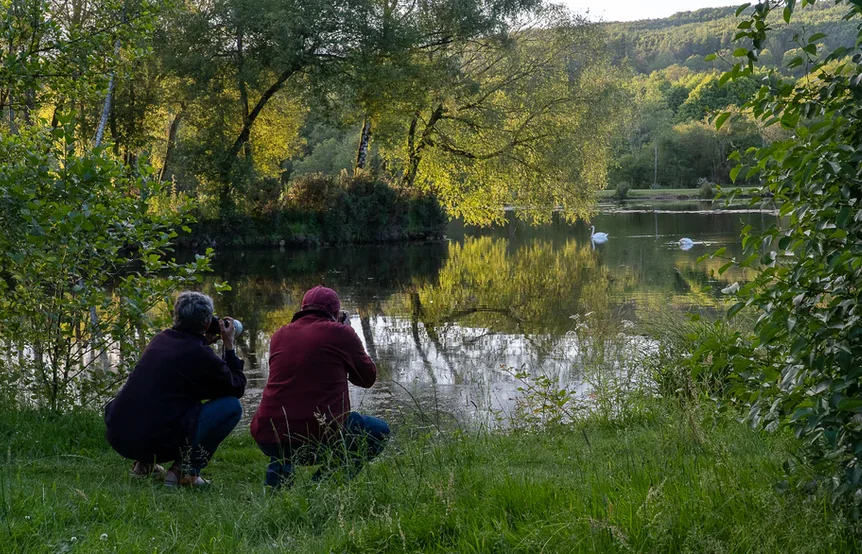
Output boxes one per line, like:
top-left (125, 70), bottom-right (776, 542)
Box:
top-left (561, 0), bottom-right (740, 22)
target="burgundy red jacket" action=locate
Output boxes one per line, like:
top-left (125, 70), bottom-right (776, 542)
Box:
top-left (250, 309), bottom-right (377, 446)
top-left (104, 328), bottom-right (246, 462)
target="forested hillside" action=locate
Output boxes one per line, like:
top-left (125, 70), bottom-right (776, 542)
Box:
top-left (604, 3), bottom-right (856, 74)
top-left (602, 3), bottom-right (858, 191)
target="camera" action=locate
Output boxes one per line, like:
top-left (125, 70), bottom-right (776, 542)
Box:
top-left (206, 315), bottom-right (244, 338)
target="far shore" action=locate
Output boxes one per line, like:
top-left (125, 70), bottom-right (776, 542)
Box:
top-left (598, 186), bottom-right (760, 201)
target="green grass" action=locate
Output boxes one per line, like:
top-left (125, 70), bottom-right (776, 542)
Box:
top-left (0, 405), bottom-right (856, 553)
top-left (598, 187), bottom-right (759, 200)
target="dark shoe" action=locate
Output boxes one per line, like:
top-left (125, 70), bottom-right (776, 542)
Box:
top-left (265, 462), bottom-right (294, 489)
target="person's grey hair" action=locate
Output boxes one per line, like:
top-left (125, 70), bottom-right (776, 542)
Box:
top-left (173, 291), bottom-right (214, 331)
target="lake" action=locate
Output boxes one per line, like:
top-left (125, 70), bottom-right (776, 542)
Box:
top-left (211, 201), bottom-right (774, 428)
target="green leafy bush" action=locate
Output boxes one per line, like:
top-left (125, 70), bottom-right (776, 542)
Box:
top-left (189, 173), bottom-right (446, 247)
top-left (613, 181), bottom-right (631, 200)
top-left (701, 0), bottom-right (862, 509)
top-left (697, 178), bottom-right (716, 199)
top-left (0, 121), bottom-right (212, 410)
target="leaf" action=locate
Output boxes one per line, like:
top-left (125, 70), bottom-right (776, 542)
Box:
top-left (838, 398), bottom-right (862, 412)
top-left (727, 302), bottom-right (746, 318)
top-left (715, 112), bottom-right (731, 130)
top-left (783, 6), bottom-right (792, 23)
top-left (730, 165), bottom-right (742, 183)
top-left (808, 32), bottom-right (827, 43)
top-left (780, 111), bottom-right (800, 129)
top-left (733, 48), bottom-right (749, 57)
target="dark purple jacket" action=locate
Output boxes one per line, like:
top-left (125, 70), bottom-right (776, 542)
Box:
top-left (104, 328), bottom-right (246, 462)
top-left (250, 310), bottom-right (376, 446)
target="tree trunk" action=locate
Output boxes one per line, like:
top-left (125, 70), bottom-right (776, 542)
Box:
top-left (7, 96), bottom-right (15, 135)
top-left (226, 64), bottom-right (300, 162)
top-left (159, 106), bottom-right (184, 183)
top-left (94, 36), bottom-right (121, 147)
top-left (236, 25), bottom-right (252, 162)
top-left (402, 105), bottom-right (444, 188)
top-left (22, 87), bottom-right (34, 126)
top-left (355, 117), bottom-right (372, 171)
top-left (403, 113), bottom-right (420, 188)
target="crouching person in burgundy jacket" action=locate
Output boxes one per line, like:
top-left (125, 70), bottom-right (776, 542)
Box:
top-left (104, 291), bottom-right (246, 487)
top-left (251, 286), bottom-right (389, 488)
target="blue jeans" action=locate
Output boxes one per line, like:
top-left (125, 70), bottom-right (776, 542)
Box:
top-left (184, 397), bottom-right (243, 475)
top-left (259, 412), bottom-right (390, 487)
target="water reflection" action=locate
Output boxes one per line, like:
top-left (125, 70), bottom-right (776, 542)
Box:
top-left (207, 209), bottom-right (769, 428)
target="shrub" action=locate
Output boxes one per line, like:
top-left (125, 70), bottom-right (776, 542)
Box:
top-left (190, 173), bottom-right (446, 247)
top-left (613, 181), bottom-right (631, 200)
top-left (0, 122), bottom-right (213, 410)
top-left (697, 178), bottom-right (716, 199)
top-left (702, 0), bottom-right (862, 509)
top-left (285, 173), bottom-right (346, 213)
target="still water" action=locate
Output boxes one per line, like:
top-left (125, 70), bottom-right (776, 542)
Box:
top-left (211, 202), bottom-right (774, 428)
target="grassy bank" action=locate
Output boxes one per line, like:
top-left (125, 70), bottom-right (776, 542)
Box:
top-left (598, 187), bottom-right (759, 201)
top-left (0, 405), bottom-right (856, 553)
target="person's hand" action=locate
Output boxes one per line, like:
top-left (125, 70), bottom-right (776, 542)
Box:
top-left (220, 316), bottom-right (236, 350)
top-left (337, 310), bottom-right (350, 324)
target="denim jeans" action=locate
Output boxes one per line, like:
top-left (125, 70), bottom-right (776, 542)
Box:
top-left (183, 396), bottom-right (243, 475)
top-left (259, 412), bottom-right (390, 487)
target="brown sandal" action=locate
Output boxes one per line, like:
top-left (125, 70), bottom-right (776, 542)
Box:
top-left (164, 467), bottom-right (211, 488)
top-left (131, 461), bottom-right (166, 478)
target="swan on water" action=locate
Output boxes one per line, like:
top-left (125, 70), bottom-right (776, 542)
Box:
top-left (590, 225), bottom-right (609, 243)
top-left (679, 237), bottom-right (695, 251)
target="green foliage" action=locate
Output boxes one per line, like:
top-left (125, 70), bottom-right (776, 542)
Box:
top-left (0, 122), bottom-right (211, 410)
top-left (394, 7), bottom-right (625, 225)
top-left (604, 3), bottom-right (856, 75)
top-left (698, 0), bottom-right (862, 509)
top-left (189, 173), bottom-right (446, 247)
top-left (697, 177), bottom-right (717, 199)
top-left (613, 181), bottom-right (632, 200)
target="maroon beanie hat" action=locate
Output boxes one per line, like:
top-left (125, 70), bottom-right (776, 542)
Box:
top-left (301, 286), bottom-right (341, 317)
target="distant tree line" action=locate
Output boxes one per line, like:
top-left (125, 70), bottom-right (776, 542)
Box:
top-left (604, 3), bottom-right (854, 190)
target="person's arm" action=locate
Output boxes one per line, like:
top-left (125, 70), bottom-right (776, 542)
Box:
top-left (197, 345), bottom-right (247, 399)
top-left (339, 324), bottom-right (377, 388)
top-left (197, 317), bottom-right (247, 399)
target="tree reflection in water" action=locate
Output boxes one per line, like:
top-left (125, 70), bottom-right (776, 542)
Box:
top-left (200, 210), bottom-right (766, 428)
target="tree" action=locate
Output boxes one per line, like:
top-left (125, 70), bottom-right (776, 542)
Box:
top-left (378, 5), bottom-right (625, 225)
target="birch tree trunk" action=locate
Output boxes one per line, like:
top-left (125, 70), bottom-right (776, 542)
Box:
top-left (355, 117), bottom-right (372, 171)
top-left (94, 36), bottom-right (121, 147)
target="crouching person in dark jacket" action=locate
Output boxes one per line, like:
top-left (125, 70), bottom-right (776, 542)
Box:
top-left (104, 291), bottom-right (246, 487)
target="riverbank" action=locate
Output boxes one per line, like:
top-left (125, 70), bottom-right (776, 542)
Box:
top-left (1, 404), bottom-right (855, 553)
top-left (598, 186), bottom-right (759, 201)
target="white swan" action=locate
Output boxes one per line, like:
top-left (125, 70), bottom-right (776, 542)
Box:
top-left (679, 237), bottom-right (695, 251)
top-left (590, 225), bottom-right (609, 244)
